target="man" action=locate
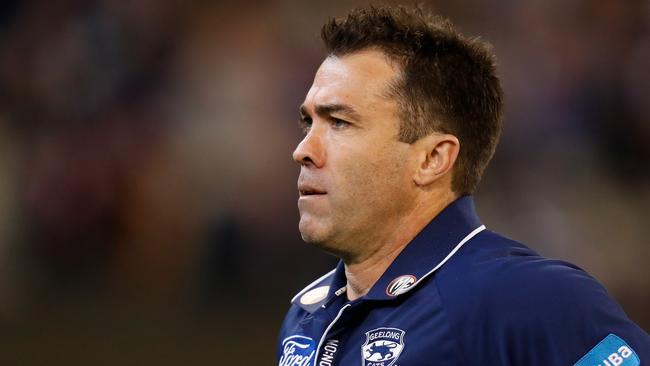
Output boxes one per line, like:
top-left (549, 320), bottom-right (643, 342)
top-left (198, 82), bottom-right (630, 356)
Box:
top-left (278, 6), bottom-right (649, 366)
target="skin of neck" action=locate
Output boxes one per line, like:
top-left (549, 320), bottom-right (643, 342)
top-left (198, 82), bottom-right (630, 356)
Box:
top-left (344, 182), bottom-right (458, 301)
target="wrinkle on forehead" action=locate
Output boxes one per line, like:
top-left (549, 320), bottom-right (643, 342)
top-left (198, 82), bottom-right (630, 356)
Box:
top-left (305, 49), bottom-right (401, 111)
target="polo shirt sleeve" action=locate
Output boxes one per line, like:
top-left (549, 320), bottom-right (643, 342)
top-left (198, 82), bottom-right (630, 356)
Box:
top-left (439, 257), bottom-right (650, 365)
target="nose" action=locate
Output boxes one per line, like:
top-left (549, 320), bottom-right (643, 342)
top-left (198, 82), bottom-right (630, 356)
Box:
top-left (293, 128), bottom-right (325, 168)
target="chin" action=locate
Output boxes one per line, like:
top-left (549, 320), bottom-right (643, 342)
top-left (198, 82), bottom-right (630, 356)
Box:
top-left (298, 219), bottom-right (328, 244)
top-left (299, 218), bottom-right (333, 245)
top-left (298, 220), bottom-right (354, 259)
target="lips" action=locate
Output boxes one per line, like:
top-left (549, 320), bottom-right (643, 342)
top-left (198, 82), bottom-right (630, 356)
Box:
top-left (298, 184), bottom-right (327, 196)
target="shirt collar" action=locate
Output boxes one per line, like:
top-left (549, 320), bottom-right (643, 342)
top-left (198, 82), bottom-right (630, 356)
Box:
top-left (292, 196), bottom-right (484, 310)
top-left (364, 195), bottom-right (484, 300)
top-left (290, 261), bottom-right (347, 313)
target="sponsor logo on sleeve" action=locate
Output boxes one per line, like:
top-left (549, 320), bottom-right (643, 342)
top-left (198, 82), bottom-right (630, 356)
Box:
top-left (361, 327), bottom-right (405, 366)
top-left (280, 335), bottom-right (315, 366)
top-left (573, 334), bottom-right (640, 366)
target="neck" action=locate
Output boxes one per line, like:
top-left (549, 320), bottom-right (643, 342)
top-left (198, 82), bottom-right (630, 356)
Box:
top-left (344, 190), bottom-right (457, 300)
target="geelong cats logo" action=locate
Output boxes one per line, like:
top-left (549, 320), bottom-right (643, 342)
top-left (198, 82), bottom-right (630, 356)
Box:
top-left (279, 335), bottom-right (315, 366)
top-left (362, 327), bottom-right (405, 366)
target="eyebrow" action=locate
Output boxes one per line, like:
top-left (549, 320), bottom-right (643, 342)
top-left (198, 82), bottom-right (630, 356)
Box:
top-left (299, 103), bottom-right (361, 121)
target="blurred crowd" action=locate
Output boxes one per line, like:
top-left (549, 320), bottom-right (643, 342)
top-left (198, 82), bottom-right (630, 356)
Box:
top-left (0, 0), bottom-right (648, 363)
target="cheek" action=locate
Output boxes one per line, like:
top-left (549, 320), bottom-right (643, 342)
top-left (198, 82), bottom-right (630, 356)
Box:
top-left (332, 145), bottom-right (411, 203)
top-left (370, 156), bottom-right (411, 200)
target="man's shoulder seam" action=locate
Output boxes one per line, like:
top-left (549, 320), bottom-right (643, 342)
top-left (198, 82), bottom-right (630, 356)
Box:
top-left (290, 269), bottom-right (336, 304)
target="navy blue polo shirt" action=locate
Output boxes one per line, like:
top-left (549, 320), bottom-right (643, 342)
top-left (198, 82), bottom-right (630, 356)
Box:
top-left (278, 196), bottom-right (649, 366)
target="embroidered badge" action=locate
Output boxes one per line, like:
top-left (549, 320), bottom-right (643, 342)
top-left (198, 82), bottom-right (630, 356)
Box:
top-left (386, 275), bottom-right (416, 296)
top-left (279, 335), bottom-right (315, 366)
top-left (573, 334), bottom-right (640, 366)
top-left (362, 327), bottom-right (405, 366)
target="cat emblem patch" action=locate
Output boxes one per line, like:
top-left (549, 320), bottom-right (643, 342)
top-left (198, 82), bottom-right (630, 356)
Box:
top-left (362, 327), bottom-right (405, 366)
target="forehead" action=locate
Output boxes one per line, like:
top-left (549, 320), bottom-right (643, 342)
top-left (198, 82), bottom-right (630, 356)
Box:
top-left (303, 49), bottom-right (399, 112)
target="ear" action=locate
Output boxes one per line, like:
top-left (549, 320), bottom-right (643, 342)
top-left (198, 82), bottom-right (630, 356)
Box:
top-left (413, 133), bottom-right (460, 187)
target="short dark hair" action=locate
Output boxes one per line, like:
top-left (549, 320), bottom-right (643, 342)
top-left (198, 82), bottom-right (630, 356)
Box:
top-left (321, 6), bottom-right (503, 195)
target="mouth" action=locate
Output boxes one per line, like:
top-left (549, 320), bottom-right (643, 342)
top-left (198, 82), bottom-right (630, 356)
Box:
top-left (298, 186), bottom-right (327, 197)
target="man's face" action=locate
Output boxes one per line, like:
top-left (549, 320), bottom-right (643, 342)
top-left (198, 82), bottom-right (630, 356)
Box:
top-left (294, 50), bottom-right (417, 259)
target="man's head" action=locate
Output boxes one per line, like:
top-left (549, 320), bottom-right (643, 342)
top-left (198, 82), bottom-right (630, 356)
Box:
top-left (293, 6), bottom-right (503, 259)
top-left (321, 6), bottom-right (503, 195)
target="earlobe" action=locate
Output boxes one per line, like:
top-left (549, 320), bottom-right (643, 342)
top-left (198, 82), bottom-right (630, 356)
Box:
top-left (413, 134), bottom-right (460, 187)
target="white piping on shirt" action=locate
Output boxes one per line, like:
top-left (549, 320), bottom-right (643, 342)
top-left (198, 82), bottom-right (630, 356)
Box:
top-left (315, 303), bottom-right (351, 363)
top-left (399, 224), bottom-right (486, 296)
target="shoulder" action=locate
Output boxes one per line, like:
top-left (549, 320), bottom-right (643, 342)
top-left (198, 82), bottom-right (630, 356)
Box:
top-left (433, 230), bottom-right (650, 365)
top-left (436, 229), bottom-right (607, 308)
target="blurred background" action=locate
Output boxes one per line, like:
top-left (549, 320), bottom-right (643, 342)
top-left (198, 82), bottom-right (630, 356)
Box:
top-left (0, 0), bottom-right (648, 364)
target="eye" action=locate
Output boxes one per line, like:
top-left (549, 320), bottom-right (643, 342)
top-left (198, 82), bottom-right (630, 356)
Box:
top-left (299, 117), bottom-right (312, 133)
top-left (332, 118), bottom-right (349, 129)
